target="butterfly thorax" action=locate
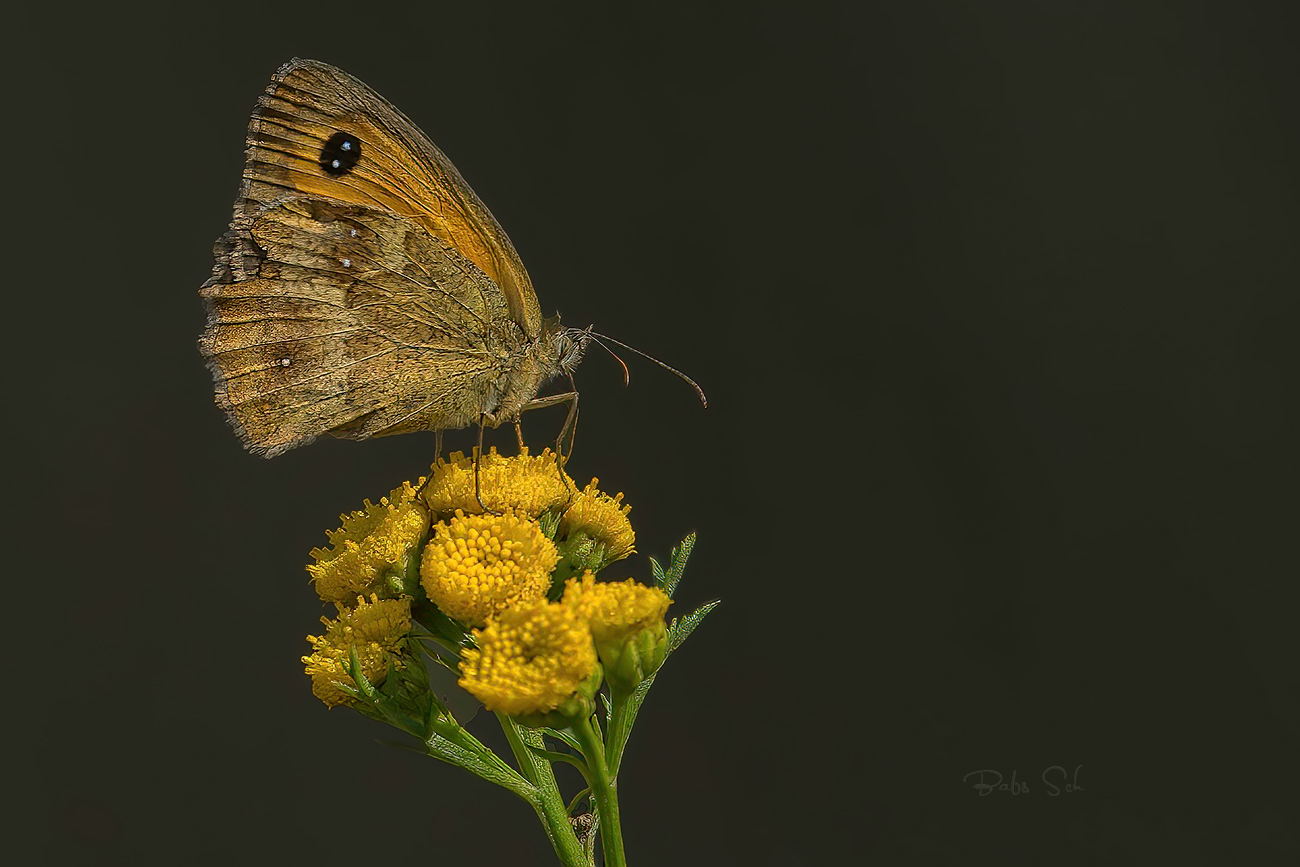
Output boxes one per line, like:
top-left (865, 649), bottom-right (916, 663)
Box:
top-left (483, 319), bottom-right (587, 426)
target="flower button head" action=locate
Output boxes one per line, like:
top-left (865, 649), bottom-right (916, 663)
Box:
top-left (421, 448), bottom-right (574, 518)
top-left (420, 509), bottom-right (560, 627)
top-left (556, 479), bottom-right (636, 571)
top-left (302, 595), bottom-right (413, 708)
top-left (458, 598), bottom-right (602, 721)
top-left (307, 481), bottom-right (430, 606)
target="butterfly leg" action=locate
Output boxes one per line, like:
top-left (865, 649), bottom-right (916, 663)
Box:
top-left (561, 374), bottom-right (580, 460)
top-left (414, 429), bottom-right (445, 501)
top-left (518, 390), bottom-right (579, 495)
top-left (473, 416), bottom-right (503, 515)
top-left (514, 421), bottom-right (526, 452)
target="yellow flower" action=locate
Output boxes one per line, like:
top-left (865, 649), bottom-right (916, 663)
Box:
top-left (307, 481), bottom-right (429, 606)
top-left (558, 479), bottom-right (635, 563)
top-left (563, 575), bottom-right (670, 645)
top-left (302, 595), bottom-right (412, 708)
top-left (459, 599), bottom-right (600, 717)
top-left (421, 448), bottom-right (573, 518)
top-left (420, 510), bottom-right (559, 626)
top-left (563, 574), bottom-right (671, 692)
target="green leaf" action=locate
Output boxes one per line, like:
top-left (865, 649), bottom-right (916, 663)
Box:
top-left (371, 737), bottom-right (428, 756)
top-left (566, 786), bottom-right (593, 817)
top-left (599, 691), bottom-right (613, 722)
top-left (422, 731), bottom-right (535, 800)
top-left (648, 556), bottom-right (666, 590)
top-left (524, 743), bottom-right (591, 778)
top-left (542, 727), bottom-right (583, 752)
top-left (663, 533), bottom-right (696, 599)
top-left (668, 599), bottom-right (720, 655)
top-left (415, 635), bottom-right (461, 673)
top-left (423, 604), bottom-right (475, 649)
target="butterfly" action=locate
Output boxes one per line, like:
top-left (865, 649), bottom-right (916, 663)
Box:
top-left (199, 58), bottom-right (590, 459)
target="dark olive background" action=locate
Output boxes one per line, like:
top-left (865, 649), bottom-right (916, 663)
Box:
top-left (19, 2), bottom-right (1297, 864)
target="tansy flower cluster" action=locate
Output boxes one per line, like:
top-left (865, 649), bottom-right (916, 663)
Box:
top-left (287, 446), bottom-right (717, 867)
top-left (301, 449), bottom-right (666, 717)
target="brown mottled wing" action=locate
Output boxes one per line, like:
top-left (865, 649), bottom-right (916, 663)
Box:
top-left (200, 197), bottom-right (517, 457)
top-left (220, 57), bottom-right (541, 338)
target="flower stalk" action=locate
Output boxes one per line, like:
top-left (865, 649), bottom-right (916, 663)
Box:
top-left (497, 714), bottom-right (588, 867)
top-left (572, 712), bottom-right (626, 867)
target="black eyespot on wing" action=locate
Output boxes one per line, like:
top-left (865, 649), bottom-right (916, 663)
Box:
top-left (320, 132), bottom-right (361, 176)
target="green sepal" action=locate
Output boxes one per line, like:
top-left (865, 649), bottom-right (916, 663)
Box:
top-left (339, 640), bottom-right (454, 741)
top-left (537, 507), bottom-right (563, 540)
top-left (340, 647), bottom-right (427, 738)
top-left (378, 518), bottom-right (429, 598)
top-left (596, 618), bottom-right (668, 694)
top-left (409, 597), bottom-right (475, 652)
top-left (549, 531), bottom-right (610, 593)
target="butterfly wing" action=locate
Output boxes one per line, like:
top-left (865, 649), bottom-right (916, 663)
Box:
top-left (220, 57), bottom-right (542, 339)
top-left (201, 197), bottom-right (517, 457)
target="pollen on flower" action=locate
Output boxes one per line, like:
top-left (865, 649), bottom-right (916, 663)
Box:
top-left (563, 574), bottom-right (671, 643)
top-left (302, 595), bottom-right (412, 708)
top-left (559, 479), bottom-right (635, 563)
top-left (458, 599), bottom-right (599, 716)
top-left (420, 509), bottom-right (559, 626)
top-left (307, 481), bottom-right (430, 605)
top-left (421, 448), bottom-right (574, 518)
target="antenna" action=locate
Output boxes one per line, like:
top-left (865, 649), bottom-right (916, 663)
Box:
top-left (588, 334), bottom-right (631, 386)
top-left (588, 330), bottom-right (708, 408)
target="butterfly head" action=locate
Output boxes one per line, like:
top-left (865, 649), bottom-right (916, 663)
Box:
top-left (555, 325), bottom-right (593, 376)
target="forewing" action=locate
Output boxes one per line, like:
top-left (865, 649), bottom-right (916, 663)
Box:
top-left (201, 197), bottom-right (515, 456)
top-left (221, 57), bottom-right (542, 338)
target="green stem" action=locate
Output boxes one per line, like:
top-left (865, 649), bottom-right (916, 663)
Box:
top-left (573, 714), bottom-right (627, 867)
top-left (497, 713), bottom-right (587, 867)
top-left (605, 680), bottom-right (650, 775)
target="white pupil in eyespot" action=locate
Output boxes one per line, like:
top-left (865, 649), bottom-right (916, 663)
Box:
top-left (331, 159), bottom-right (341, 168)
top-left (342, 259), bottom-right (352, 268)
top-left (341, 141), bottom-right (352, 151)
